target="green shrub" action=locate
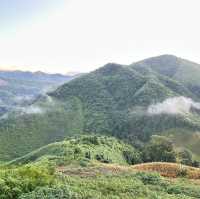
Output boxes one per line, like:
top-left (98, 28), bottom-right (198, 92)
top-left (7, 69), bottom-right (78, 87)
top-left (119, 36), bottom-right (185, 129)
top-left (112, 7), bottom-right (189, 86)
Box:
top-left (178, 149), bottom-right (193, 166)
top-left (85, 151), bottom-right (91, 159)
top-left (123, 150), bottom-right (141, 165)
top-left (95, 154), bottom-right (112, 163)
top-left (142, 136), bottom-right (176, 163)
top-left (19, 186), bottom-right (77, 199)
top-left (82, 136), bottom-right (100, 145)
top-left (135, 172), bottom-right (162, 185)
top-left (0, 165), bottom-right (54, 199)
top-left (177, 167), bottom-right (188, 177)
top-left (79, 158), bottom-right (90, 167)
top-left (192, 160), bottom-right (200, 168)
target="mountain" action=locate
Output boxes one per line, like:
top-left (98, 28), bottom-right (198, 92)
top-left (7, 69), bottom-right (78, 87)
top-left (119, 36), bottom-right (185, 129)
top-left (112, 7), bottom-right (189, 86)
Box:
top-left (0, 70), bottom-right (79, 116)
top-left (50, 57), bottom-right (200, 140)
top-left (1, 55), bottom-right (200, 161)
top-left (131, 54), bottom-right (200, 97)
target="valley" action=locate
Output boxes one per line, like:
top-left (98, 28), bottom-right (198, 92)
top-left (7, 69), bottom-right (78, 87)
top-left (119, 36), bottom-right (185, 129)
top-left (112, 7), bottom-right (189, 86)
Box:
top-left (0, 70), bottom-right (78, 116)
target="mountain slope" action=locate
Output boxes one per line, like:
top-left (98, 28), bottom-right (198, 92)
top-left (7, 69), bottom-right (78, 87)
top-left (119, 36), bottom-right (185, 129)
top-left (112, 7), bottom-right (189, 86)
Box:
top-left (3, 135), bottom-right (200, 199)
top-left (1, 55), bottom-right (200, 161)
top-left (0, 95), bottom-right (85, 161)
top-left (3, 150), bottom-right (200, 199)
top-left (8, 135), bottom-right (139, 166)
top-left (131, 54), bottom-right (200, 97)
top-left (50, 60), bottom-right (200, 139)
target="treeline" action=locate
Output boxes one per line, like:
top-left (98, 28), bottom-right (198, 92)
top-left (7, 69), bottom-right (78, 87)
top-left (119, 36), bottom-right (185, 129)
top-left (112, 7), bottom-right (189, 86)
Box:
top-left (129, 135), bottom-right (200, 167)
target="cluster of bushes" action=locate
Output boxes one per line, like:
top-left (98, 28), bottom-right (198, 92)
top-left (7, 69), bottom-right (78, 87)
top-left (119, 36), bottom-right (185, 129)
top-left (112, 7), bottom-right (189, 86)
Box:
top-left (73, 135), bottom-right (199, 168)
top-left (177, 148), bottom-right (200, 167)
top-left (130, 135), bottom-right (200, 168)
top-left (2, 165), bottom-right (200, 199)
top-left (4, 164), bottom-right (200, 199)
top-left (95, 154), bottom-right (112, 163)
top-left (8, 135), bottom-right (200, 171)
top-left (0, 165), bottom-right (55, 199)
top-left (62, 171), bottom-right (200, 199)
top-left (2, 134), bottom-right (200, 198)
top-left (142, 135), bottom-right (176, 163)
top-left (19, 186), bottom-right (76, 199)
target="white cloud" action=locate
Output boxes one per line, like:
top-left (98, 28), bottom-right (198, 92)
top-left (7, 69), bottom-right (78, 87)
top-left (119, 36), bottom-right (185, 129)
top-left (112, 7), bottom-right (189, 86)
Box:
top-left (147, 97), bottom-right (200, 115)
top-left (21, 106), bottom-right (44, 114)
top-left (14, 95), bottom-right (34, 103)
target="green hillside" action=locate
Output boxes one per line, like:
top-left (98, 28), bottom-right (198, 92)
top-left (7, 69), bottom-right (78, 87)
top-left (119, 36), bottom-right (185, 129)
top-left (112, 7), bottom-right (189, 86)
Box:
top-left (1, 55), bottom-right (200, 161)
top-left (2, 164), bottom-right (200, 199)
top-left (8, 135), bottom-right (139, 166)
top-left (1, 135), bottom-right (200, 199)
top-left (0, 96), bottom-right (84, 161)
top-left (50, 61), bottom-right (198, 135)
top-left (50, 59), bottom-right (200, 141)
top-left (131, 54), bottom-right (200, 97)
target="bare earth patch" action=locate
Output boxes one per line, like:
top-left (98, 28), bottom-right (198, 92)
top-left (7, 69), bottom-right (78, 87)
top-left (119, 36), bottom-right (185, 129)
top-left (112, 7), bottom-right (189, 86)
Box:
top-left (132, 162), bottom-right (200, 179)
top-left (57, 162), bottom-right (200, 180)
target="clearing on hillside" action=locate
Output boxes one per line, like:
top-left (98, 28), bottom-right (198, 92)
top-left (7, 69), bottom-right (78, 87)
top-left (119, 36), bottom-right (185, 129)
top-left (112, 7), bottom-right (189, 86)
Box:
top-left (132, 162), bottom-right (200, 179)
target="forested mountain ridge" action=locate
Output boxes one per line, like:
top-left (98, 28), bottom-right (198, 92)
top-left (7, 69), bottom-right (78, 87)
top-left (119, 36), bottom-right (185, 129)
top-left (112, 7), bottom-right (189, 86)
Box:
top-left (1, 55), bottom-right (200, 161)
top-left (50, 55), bottom-right (200, 139)
top-left (131, 54), bottom-right (200, 97)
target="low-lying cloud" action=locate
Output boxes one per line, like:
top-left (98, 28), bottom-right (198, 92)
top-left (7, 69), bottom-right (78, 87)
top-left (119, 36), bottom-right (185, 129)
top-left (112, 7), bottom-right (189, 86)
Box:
top-left (147, 96), bottom-right (200, 115)
top-left (20, 96), bottom-right (55, 115)
top-left (14, 95), bottom-right (35, 103)
top-left (21, 106), bottom-right (44, 114)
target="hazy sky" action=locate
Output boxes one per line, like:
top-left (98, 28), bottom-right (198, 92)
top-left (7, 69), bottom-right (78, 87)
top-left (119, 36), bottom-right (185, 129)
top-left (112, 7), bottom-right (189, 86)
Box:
top-left (0, 0), bottom-right (200, 73)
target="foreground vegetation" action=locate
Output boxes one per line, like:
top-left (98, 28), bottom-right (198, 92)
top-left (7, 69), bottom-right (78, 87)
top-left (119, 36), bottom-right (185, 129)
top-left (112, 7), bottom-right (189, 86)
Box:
top-left (0, 135), bottom-right (200, 198)
top-left (7, 135), bottom-right (198, 168)
top-left (1, 163), bottom-right (200, 199)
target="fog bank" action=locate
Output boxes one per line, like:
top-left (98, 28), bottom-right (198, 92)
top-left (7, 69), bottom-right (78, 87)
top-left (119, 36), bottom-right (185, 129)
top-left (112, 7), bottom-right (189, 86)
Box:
top-left (147, 97), bottom-right (200, 115)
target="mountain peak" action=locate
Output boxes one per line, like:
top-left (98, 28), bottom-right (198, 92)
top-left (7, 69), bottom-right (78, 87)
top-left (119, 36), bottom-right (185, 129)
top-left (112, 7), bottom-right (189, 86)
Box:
top-left (139, 54), bottom-right (179, 64)
top-left (154, 54), bottom-right (178, 59)
top-left (131, 54), bottom-right (180, 78)
top-left (94, 63), bottom-right (126, 76)
top-left (101, 63), bottom-right (124, 69)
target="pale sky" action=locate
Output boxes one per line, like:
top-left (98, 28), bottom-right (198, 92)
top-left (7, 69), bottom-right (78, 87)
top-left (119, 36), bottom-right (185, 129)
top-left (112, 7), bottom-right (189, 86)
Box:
top-left (0, 0), bottom-right (200, 74)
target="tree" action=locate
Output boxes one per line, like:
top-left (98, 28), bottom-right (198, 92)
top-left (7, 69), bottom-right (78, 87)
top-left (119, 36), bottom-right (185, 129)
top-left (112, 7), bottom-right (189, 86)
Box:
top-left (178, 149), bottom-right (193, 166)
top-left (142, 135), bottom-right (176, 163)
top-left (123, 150), bottom-right (141, 165)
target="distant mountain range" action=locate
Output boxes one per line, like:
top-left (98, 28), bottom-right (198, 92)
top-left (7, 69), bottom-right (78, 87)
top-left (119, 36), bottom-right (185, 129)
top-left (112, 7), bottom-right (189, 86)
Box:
top-left (0, 70), bottom-right (80, 115)
top-left (1, 55), bottom-right (200, 161)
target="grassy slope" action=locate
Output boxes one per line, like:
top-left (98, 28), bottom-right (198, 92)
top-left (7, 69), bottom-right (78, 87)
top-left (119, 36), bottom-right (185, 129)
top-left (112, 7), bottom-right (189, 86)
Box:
top-left (2, 135), bottom-right (200, 198)
top-left (62, 171), bottom-right (200, 199)
top-left (8, 135), bottom-right (137, 166)
top-left (2, 162), bottom-right (200, 199)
